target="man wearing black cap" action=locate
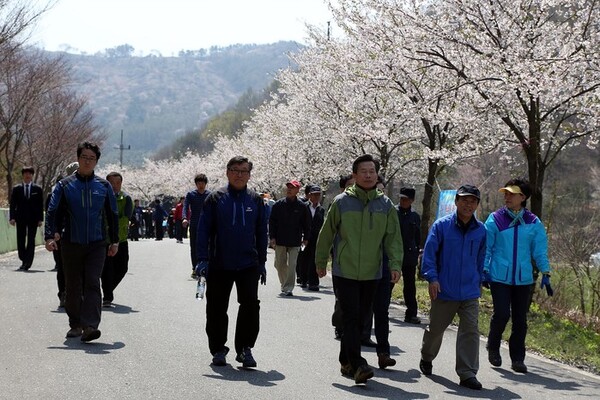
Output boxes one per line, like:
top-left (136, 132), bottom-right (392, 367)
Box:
top-left (298, 185), bottom-right (325, 291)
top-left (9, 167), bottom-right (44, 271)
top-left (396, 187), bottom-right (422, 324)
top-left (419, 184), bottom-right (486, 390)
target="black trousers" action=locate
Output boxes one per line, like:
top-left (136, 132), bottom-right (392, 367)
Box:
top-left (189, 226), bottom-right (198, 269)
top-left (402, 261), bottom-right (419, 319)
top-left (155, 222), bottom-right (164, 240)
top-left (205, 266), bottom-right (260, 356)
top-left (299, 245), bottom-right (319, 287)
top-left (373, 278), bottom-right (394, 355)
top-left (101, 241), bottom-right (129, 303)
top-left (53, 244), bottom-right (65, 299)
top-left (16, 222), bottom-right (38, 266)
top-left (62, 241), bottom-right (106, 329)
top-left (333, 275), bottom-right (378, 370)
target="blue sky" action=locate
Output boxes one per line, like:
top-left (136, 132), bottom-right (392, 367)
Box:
top-left (32, 0), bottom-right (333, 55)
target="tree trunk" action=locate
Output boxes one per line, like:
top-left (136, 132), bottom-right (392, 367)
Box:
top-left (420, 158), bottom-right (440, 248)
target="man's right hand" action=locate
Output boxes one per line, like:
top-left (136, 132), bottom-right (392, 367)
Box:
top-left (269, 239), bottom-right (276, 248)
top-left (9, 219), bottom-right (15, 226)
top-left (195, 261), bottom-right (209, 278)
top-left (182, 219), bottom-right (189, 228)
top-left (428, 281), bottom-right (441, 300)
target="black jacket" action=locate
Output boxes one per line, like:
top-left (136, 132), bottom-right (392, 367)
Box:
top-left (9, 183), bottom-right (44, 224)
top-left (269, 197), bottom-right (311, 247)
top-left (396, 205), bottom-right (421, 267)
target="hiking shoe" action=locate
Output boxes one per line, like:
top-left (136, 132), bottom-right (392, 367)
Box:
top-left (459, 376), bottom-right (482, 390)
top-left (81, 327), bottom-right (101, 342)
top-left (340, 363), bottom-right (354, 378)
top-left (354, 364), bottom-right (374, 384)
top-left (235, 347), bottom-right (257, 368)
top-left (66, 327), bottom-right (83, 338)
top-left (419, 359), bottom-right (432, 376)
top-left (212, 347), bottom-right (229, 366)
top-left (488, 349), bottom-right (502, 367)
top-left (377, 353), bottom-right (396, 369)
top-left (511, 361), bottom-right (528, 373)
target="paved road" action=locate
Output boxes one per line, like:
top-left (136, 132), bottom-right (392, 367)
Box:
top-left (1, 238), bottom-right (599, 399)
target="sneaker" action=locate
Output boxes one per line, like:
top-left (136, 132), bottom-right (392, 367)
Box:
top-left (102, 300), bottom-right (113, 308)
top-left (377, 353), bottom-right (396, 369)
top-left (235, 347), bottom-right (257, 368)
top-left (66, 327), bottom-right (83, 338)
top-left (191, 272), bottom-right (198, 279)
top-left (81, 327), bottom-right (101, 342)
top-left (488, 349), bottom-right (502, 367)
top-left (459, 376), bottom-right (482, 390)
top-left (511, 361), bottom-right (528, 373)
top-left (354, 364), bottom-right (374, 384)
top-left (212, 347), bottom-right (229, 366)
top-left (340, 363), bottom-right (354, 378)
top-left (419, 359), bottom-right (432, 376)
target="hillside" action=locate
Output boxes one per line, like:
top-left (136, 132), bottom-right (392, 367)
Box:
top-left (55, 42), bottom-right (302, 165)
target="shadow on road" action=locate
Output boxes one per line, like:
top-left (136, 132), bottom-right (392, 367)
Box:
top-left (204, 364), bottom-right (285, 387)
top-left (495, 363), bottom-right (587, 392)
top-left (48, 340), bottom-right (126, 355)
top-left (425, 374), bottom-right (520, 399)
top-left (333, 374), bottom-right (429, 399)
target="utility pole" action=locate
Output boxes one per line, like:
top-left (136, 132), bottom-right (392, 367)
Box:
top-left (117, 129), bottom-right (131, 168)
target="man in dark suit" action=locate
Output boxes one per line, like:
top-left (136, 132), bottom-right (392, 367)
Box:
top-left (298, 185), bottom-right (325, 291)
top-left (9, 166), bottom-right (44, 270)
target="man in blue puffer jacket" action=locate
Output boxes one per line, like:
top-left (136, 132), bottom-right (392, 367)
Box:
top-left (419, 184), bottom-right (486, 390)
top-left (45, 142), bottom-right (119, 343)
top-left (196, 156), bottom-right (268, 369)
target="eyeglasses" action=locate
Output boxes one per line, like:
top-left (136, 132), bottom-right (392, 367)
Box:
top-left (228, 168), bottom-right (250, 176)
top-left (79, 155), bottom-right (97, 162)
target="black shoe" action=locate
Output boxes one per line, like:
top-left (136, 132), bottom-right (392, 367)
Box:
top-left (340, 363), bottom-right (354, 378)
top-left (404, 316), bottom-right (421, 324)
top-left (81, 327), bottom-right (101, 342)
top-left (354, 365), bottom-right (374, 384)
top-left (300, 283), bottom-right (307, 288)
top-left (212, 347), bottom-right (229, 366)
top-left (235, 347), bottom-right (257, 368)
top-left (459, 377), bottom-right (482, 390)
top-left (511, 361), bottom-right (528, 373)
top-left (308, 285), bottom-right (320, 291)
top-left (66, 327), bottom-right (83, 338)
top-left (419, 359), bottom-right (432, 376)
top-left (377, 353), bottom-right (396, 369)
top-left (361, 339), bottom-right (377, 348)
top-left (102, 300), bottom-right (113, 308)
top-left (58, 294), bottom-right (66, 308)
top-left (488, 349), bottom-right (502, 367)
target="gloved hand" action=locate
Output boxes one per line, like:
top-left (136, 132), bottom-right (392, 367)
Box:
top-left (258, 263), bottom-right (267, 285)
top-left (481, 271), bottom-right (491, 289)
top-left (195, 261), bottom-right (209, 278)
top-left (540, 274), bottom-right (553, 296)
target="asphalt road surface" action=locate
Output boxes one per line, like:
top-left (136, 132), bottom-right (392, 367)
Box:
top-left (1, 238), bottom-right (599, 399)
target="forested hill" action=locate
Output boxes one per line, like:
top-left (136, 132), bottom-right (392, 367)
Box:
top-left (55, 41), bottom-right (302, 165)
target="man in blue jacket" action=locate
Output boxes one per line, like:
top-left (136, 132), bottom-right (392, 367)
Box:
top-left (419, 184), bottom-right (486, 390)
top-left (195, 156), bottom-right (268, 368)
top-left (45, 142), bottom-right (119, 343)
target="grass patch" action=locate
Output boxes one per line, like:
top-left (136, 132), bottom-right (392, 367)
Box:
top-left (392, 280), bottom-right (600, 375)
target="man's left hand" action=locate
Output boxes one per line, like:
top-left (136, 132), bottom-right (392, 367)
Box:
top-left (390, 270), bottom-right (401, 283)
top-left (107, 243), bottom-right (119, 257)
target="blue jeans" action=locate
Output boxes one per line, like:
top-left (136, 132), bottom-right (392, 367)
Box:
top-left (487, 282), bottom-right (530, 362)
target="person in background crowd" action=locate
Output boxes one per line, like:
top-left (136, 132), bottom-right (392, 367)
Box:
top-left (419, 184), bottom-right (486, 390)
top-left (196, 156), bottom-right (268, 368)
top-left (298, 185), bottom-right (325, 291)
top-left (174, 197), bottom-right (185, 243)
top-left (484, 178), bottom-right (552, 374)
top-left (153, 199), bottom-right (168, 241)
top-left (129, 199), bottom-right (143, 241)
top-left (396, 187), bottom-right (422, 324)
top-left (316, 155), bottom-right (402, 385)
top-left (269, 179), bottom-right (311, 297)
top-left (101, 172), bottom-right (133, 308)
top-left (183, 173), bottom-right (211, 279)
top-left (44, 141), bottom-right (119, 342)
top-left (9, 166), bottom-right (44, 271)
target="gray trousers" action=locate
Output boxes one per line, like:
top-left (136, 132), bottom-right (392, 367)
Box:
top-left (421, 298), bottom-right (480, 380)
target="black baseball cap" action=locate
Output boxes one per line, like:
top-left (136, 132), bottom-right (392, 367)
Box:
top-left (399, 187), bottom-right (416, 199)
top-left (456, 184), bottom-right (481, 200)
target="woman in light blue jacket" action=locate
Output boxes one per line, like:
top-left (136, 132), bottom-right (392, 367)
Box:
top-left (484, 178), bottom-right (551, 374)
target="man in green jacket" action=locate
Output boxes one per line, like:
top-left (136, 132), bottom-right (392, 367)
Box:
top-left (316, 154), bottom-right (403, 385)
